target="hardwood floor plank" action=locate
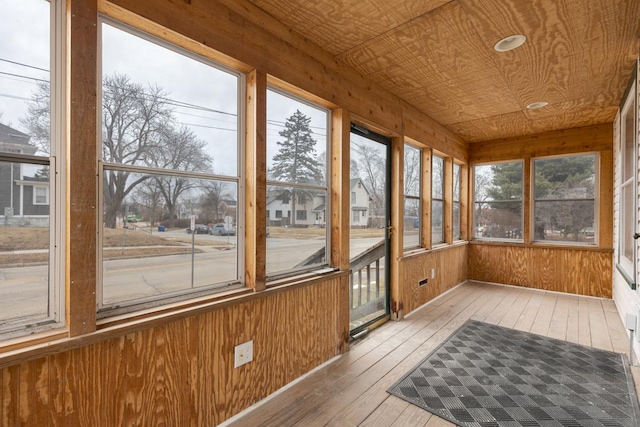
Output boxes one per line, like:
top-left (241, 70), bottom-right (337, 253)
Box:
top-left (227, 282), bottom-right (628, 427)
top-left (389, 402), bottom-right (432, 427)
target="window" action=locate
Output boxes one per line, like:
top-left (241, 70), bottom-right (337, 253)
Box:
top-left (99, 20), bottom-right (242, 314)
top-left (453, 163), bottom-right (461, 240)
top-left (266, 88), bottom-right (329, 276)
top-left (275, 210), bottom-right (283, 218)
top-left (351, 191), bottom-right (356, 204)
top-left (533, 154), bottom-right (596, 244)
top-left (474, 161), bottom-right (523, 241)
top-left (352, 210), bottom-right (359, 223)
top-left (0, 0), bottom-right (62, 338)
top-left (619, 81), bottom-right (637, 280)
top-left (404, 143), bottom-right (421, 249)
top-left (432, 155), bottom-right (444, 244)
top-left (33, 186), bottom-right (49, 205)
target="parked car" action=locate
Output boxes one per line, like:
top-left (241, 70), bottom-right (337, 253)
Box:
top-left (186, 224), bottom-right (209, 234)
top-left (209, 223), bottom-right (236, 236)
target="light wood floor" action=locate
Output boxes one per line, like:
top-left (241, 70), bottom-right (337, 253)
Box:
top-left (226, 281), bottom-right (637, 427)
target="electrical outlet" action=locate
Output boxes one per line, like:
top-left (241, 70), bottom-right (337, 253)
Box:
top-left (431, 268), bottom-right (435, 279)
top-left (234, 340), bottom-right (253, 368)
top-left (419, 278), bottom-right (428, 287)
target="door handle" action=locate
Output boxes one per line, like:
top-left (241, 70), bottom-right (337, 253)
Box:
top-left (387, 220), bottom-right (393, 238)
top-left (634, 233), bottom-right (640, 240)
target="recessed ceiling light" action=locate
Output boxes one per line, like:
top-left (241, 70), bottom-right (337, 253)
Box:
top-left (526, 101), bottom-right (549, 110)
top-left (493, 34), bottom-right (527, 52)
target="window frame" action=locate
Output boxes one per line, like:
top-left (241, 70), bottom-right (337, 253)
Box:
top-left (473, 160), bottom-right (524, 242)
top-left (618, 79), bottom-right (637, 284)
top-left (403, 142), bottom-right (421, 251)
top-left (531, 153), bottom-right (598, 246)
top-left (453, 162), bottom-right (462, 241)
top-left (0, 0), bottom-right (65, 339)
top-left (96, 17), bottom-right (245, 316)
top-left (264, 86), bottom-right (331, 278)
top-left (33, 185), bottom-right (50, 205)
top-left (432, 154), bottom-right (445, 245)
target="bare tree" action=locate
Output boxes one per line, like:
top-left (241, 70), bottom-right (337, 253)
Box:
top-left (199, 180), bottom-right (232, 224)
top-left (20, 81), bottom-right (50, 155)
top-left (352, 141), bottom-right (385, 226)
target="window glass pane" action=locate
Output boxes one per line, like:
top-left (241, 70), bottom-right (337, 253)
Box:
top-left (432, 155), bottom-right (444, 243)
top-left (621, 183), bottom-right (634, 264)
top-left (266, 185), bottom-right (327, 274)
top-left (620, 88), bottom-right (636, 272)
top-left (533, 155), bottom-right (596, 244)
top-left (266, 89), bottom-right (329, 276)
top-left (404, 144), bottom-right (420, 196)
top-left (474, 162), bottom-right (523, 241)
top-left (101, 171), bottom-right (238, 307)
top-left (623, 92), bottom-right (636, 182)
top-left (0, 162), bottom-right (50, 324)
top-left (101, 22), bottom-right (239, 176)
top-left (0, 0), bottom-right (50, 157)
top-left (404, 197), bottom-right (420, 249)
top-left (267, 90), bottom-right (327, 186)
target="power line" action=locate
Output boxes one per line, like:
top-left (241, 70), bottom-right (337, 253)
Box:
top-left (0, 92), bottom-right (30, 101)
top-left (180, 122), bottom-right (237, 132)
top-left (0, 71), bottom-right (47, 84)
top-left (0, 58), bottom-right (49, 73)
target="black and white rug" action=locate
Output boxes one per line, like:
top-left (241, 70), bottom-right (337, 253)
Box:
top-left (387, 320), bottom-right (640, 426)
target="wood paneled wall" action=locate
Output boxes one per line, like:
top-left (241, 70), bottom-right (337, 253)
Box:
top-left (0, 276), bottom-right (345, 426)
top-left (469, 245), bottom-right (613, 298)
top-left (399, 244), bottom-right (468, 315)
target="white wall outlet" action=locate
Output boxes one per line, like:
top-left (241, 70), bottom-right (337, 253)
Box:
top-left (431, 268), bottom-right (435, 279)
top-left (234, 340), bottom-right (253, 368)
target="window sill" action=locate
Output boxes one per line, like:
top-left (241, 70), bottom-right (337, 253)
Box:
top-left (0, 269), bottom-right (349, 369)
top-left (616, 263), bottom-right (636, 290)
top-left (400, 241), bottom-right (469, 261)
top-left (470, 239), bottom-right (612, 253)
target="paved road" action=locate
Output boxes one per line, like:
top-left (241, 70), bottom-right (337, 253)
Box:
top-left (0, 235), bottom-right (385, 321)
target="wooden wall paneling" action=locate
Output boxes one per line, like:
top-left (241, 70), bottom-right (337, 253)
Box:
top-left (443, 157), bottom-right (453, 244)
top-left (67, 0), bottom-right (98, 336)
top-left (331, 108), bottom-right (351, 270)
top-left (599, 149), bottom-right (614, 248)
top-left (391, 137), bottom-right (404, 319)
top-left (469, 245), bottom-right (612, 298)
top-left (399, 245), bottom-right (468, 314)
top-left (245, 69), bottom-right (267, 291)
top-left (2, 365), bottom-right (18, 426)
top-left (469, 124), bottom-right (614, 164)
top-left (18, 357), bottom-right (50, 425)
top-left (421, 148), bottom-right (432, 249)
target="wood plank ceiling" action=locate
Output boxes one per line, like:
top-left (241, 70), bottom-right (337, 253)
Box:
top-left (245, 0), bottom-right (640, 142)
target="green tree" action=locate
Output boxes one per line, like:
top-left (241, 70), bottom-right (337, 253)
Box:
top-left (270, 110), bottom-right (322, 226)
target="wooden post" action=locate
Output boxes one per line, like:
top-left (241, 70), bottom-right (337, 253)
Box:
top-left (459, 162), bottom-right (469, 241)
top-left (523, 158), bottom-right (531, 244)
top-left (444, 157), bottom-right (453, 244)
top-left (422, 148), bottom-right (432, 249)
top-left (67, 0), bottom-right (98, 336)
top-left (245, 69), bottom-right (267, 291)
top-left (390, 137), bottom-right (404, 320)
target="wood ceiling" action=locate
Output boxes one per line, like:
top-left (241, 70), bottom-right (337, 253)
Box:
top-left (245, 0), bottom-right (640, 142)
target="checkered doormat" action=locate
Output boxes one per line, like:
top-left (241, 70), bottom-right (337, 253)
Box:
top-left (387, 320), bottom-right (640, 426)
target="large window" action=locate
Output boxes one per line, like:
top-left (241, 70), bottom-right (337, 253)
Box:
top-left (453, 163), bottom-right (461, 240)
top-left (99, 20), bottom-right (242, 314)
top-left (0, 0), bottom-right (62, 338)
top-left (619, 81), bottom-right (637, 279)
top-left (404, 143), bottom-right (421, 250)
top-left (266, 89), bottom-right (329, 276)
top-left (432, 155), bottom-right (444, 244)
top-left (474, 161), bottom-right (523, 241)
top-left (533, 154), bottom-right (596, 244)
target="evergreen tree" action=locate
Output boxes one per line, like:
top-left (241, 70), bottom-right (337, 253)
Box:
top-left (271, 110), bottom-right (322, 226)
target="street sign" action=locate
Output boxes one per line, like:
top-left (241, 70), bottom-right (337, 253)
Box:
top-left (224, 216), bottom-right (233, 230)
top-left (190, 215), bottom-right (196, 231)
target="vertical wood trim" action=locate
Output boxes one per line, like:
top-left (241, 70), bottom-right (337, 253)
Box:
top-left (599, 149), bottom-right (614, 248)
top-left (245, 69), bottom-right (267, 291)
top-left (330, 108), bottom-right (350, 270)
top-left (460, 163), bottom-right (469, 241)
top-left (390, 137), bottom-right (404, 319)
top-left (523, 158), bottom-right (532, 244)
top-left (67, 0), bottom-right (98, 336)
top-left (444, 157), bottom-right (453, 244)
top-left (336, 275), bottom-right (350, 353)
top-left (422, 149), bottom-right (432, 249)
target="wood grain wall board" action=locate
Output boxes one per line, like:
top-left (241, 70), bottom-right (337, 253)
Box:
top-left (399, 245), bottom-right (468, 314)
top-left (331, 109), bottom-right (352, 270)
top-left (0, 278), bottom-right (342, 425)
top-left (469, 123), bottom-right (613, 163)
top-left (391, 137), bottom-right (405, 318)
top-left (468, 245), bottom-right (612, 298)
